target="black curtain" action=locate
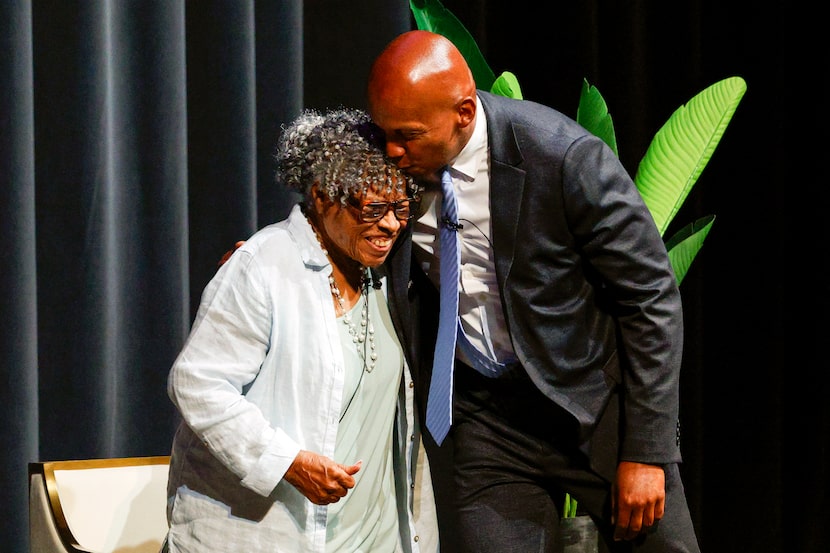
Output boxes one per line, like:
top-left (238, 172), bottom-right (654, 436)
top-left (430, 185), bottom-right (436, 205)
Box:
top-left (1, 1), bottom-right (826, 552)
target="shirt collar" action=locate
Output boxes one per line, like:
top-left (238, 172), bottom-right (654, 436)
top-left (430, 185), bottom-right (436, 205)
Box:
top-left (449, 95), bottom-right (488, 181)
top-left (286, 204), bottom-right (330, 272)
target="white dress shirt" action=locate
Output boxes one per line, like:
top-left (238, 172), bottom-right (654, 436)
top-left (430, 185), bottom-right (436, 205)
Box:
top-left (412, 98), bottom-right (516, 365)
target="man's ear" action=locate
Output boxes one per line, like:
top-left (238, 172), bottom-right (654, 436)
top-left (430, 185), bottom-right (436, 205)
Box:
top-left (457, 97), bottom-right (476, 128)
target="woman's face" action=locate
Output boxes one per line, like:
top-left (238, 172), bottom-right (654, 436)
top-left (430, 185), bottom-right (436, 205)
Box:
top-left (314, 183), bottom-right (411, 269)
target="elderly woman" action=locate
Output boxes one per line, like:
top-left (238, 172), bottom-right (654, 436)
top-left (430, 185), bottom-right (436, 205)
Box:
top-left (162, 108), bottom-right (437, 553)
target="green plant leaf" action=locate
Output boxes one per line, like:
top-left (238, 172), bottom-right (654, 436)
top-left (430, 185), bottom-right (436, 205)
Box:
top-left (410, 0), bottom-right (497, 91)
top-left (634, 76), bottom-right (747, 236)
top-left (577, 79), bottom-right (618, 156)
top-left (665, 215), bottom-right (715, 285)
top-left (563, 493), bottom-right (578, 518)
top-left (490, 71), bottom-right (523, 99)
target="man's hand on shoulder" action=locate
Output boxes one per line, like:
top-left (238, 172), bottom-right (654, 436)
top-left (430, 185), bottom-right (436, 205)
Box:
top-left (218, 240), bottom-right (246, 267)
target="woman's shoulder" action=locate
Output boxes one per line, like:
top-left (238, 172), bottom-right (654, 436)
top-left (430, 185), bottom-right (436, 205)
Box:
top-left (242, 211), bottom-right (326, 276)
top-left (239, 206), bottom-right (304, 251)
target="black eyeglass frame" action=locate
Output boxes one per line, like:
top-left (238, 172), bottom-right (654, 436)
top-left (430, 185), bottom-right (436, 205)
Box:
top-left (345, 196), bottom-right (420, 223)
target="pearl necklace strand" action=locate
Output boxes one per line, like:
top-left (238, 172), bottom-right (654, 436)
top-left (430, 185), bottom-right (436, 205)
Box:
top-left (309, 217), bottom-right (376, 372)
top-left (328, 272), bottom-right (376, 372)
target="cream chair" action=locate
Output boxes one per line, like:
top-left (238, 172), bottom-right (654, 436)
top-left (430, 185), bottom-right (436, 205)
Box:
top-left (29, 456), bottom-right (170, 553)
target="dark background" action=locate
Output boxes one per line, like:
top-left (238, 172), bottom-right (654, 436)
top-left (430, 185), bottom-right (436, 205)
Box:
top-left (2, 1), bottom-right (826, 552)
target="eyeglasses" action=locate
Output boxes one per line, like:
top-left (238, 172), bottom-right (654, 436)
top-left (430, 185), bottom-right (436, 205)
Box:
top-left (346, 196), bottom-right (420, 223)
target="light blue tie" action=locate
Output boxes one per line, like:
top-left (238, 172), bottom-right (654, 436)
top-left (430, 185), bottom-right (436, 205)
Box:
top-left (426, 167), bottom-right (460, 445)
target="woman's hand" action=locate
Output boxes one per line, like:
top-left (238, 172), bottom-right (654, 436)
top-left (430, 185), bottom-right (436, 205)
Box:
top-left (283, 450), bottom-right (362, 505)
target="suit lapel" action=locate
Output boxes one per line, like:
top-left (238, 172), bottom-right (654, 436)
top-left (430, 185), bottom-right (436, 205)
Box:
top-left (479, 92), bottom-right (525, 291)
top-left (385, 226), bottom-right (413, 351)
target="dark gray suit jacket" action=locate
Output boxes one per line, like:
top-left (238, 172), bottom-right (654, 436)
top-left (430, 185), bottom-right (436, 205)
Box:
top-left (385, 90), bottom-right (684, 481)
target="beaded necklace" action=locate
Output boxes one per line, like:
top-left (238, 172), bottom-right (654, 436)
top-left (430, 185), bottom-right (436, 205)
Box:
top-left (328, 271), bottom-right (377, 372)
top-left (308, 217), bottom-right (377, 373)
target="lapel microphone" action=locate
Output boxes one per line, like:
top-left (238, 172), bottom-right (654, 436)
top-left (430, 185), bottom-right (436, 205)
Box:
top-left (442, 216), bottom-right (464, 231)
top-left (367, 270), bottom-right (383, 289)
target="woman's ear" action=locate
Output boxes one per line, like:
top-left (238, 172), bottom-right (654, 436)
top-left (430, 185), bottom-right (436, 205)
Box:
top-left (309, 183), bottom-right (325, 211)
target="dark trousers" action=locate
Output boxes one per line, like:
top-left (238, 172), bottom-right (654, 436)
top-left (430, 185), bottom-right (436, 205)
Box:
top-left (448, 362), bottom-right (701, 553)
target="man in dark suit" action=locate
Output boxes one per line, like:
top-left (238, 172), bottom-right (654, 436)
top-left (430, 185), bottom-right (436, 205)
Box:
top-left (368, 30), bottom-right (700, 553)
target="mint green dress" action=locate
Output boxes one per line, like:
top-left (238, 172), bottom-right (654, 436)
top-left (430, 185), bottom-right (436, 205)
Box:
top-left (326, 287), bottom-right (405, 553)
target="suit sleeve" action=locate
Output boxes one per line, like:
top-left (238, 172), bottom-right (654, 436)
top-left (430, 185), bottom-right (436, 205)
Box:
top-left (562, 134), bottom-right (684, 464)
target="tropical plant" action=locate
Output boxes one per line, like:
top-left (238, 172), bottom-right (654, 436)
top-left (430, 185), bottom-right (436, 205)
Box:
top-left (410, 0), bottom-right (747, 285)
top-left (409, 0), bottom-right (747, 517)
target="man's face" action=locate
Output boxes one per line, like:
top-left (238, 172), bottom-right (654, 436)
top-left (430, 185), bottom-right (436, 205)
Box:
top-left (369, 102), bottom-right (462, 184)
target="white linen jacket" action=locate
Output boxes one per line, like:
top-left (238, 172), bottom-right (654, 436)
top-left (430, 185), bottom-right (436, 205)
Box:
top-left (165, 204), bottom-right (438, 553)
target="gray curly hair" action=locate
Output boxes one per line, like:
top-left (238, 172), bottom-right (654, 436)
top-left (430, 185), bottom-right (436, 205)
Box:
top-left (274, 107), bottom-right (419, 205)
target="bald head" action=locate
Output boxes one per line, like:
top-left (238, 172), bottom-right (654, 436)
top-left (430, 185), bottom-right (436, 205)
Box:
top-left (368, 30), bottom-right (476, 116)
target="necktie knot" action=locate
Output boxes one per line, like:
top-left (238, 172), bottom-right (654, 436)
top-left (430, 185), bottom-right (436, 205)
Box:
top-left (440, 169), bottom-right (462, 232)
top-left (441, 168), bottom-right (455, 209)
